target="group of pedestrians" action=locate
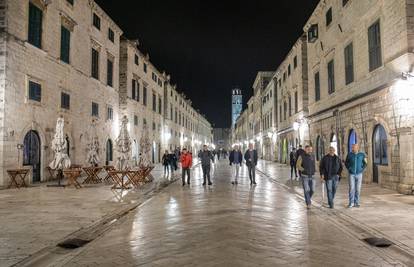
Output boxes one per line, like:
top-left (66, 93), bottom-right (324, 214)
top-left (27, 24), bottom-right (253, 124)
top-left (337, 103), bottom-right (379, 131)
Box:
top-left (228, 144), bottom-right (258, 185)
top-left (161, 149), bottom-right (180, 177)
top-left (294, 143), bottom-right (367, 209)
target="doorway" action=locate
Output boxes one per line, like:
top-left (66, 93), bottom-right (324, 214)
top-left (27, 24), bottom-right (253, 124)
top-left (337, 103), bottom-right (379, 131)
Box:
top-left (106, 139), bottom-right (113, 165)
top-left (23, 130), bottom-right (41, 183)
top-left (372, 124), bottom-right (388, 183)
top-left (348, 129), bottom-right (357, 153)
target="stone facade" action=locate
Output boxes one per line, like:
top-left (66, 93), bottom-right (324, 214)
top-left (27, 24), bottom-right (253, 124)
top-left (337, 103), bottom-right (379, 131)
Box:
top-left (0, 0), bottom-right (212, 186)
top-left (233, 0), bottom-right (414, 194)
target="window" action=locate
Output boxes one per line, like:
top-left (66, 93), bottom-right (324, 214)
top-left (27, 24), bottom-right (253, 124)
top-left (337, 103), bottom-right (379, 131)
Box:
top-left (152, 72), bottom-right (157, 82)
top-left (93, 13), bottom-right (101, 30)
top-left (66, 0), bottom-right (74, 5)
top-left (314, 72), bottom-right (320, 101)
top-left (294, 56), bottom-right (297, 69)
top-left (61, 92), bottom-right (70, 109)
top-left (152, 93), bottom-right (156, 112)
top-left (158, 97), bottom-right (162, 114)
top-left (134, 115), bottom-right (138, 126)
top-left (327, 60), bottom-right (335, 94)
top-left (152, 122), bottom-right (156, 131)
top-left (279, 106), bottom-right (282, 122)
top-left (131, 79), bottom-right (139, 101)
top-left (28, 3), bottom-right (43, 48)
top-left (288, 96), bottom-right (292, 117)
top-left (294, 92), bottom-right (298, 113)
top-left (91, 48), bottom-right (99, 79)
top-left (92, 102), bottom-right (99, 117)
top-left (143, 63), bottom-right (147, 73)
top-left (170, 105), bottom-right (173, 120)
top-left (108, 28), bottom-right (114, 42)
top-left (288, 65), bottom-right (291, 76)
top-left (343, 0), bottom-right (350, 6)
top-left (28, 81), bottom-right (41, 102)
top-left (283, 72), bottom-right (286, 82)
top-left (134, 54), bottom-right (139, 65)
top-left (60, 26), bottom-right (71, 63)
top-left (308, 24), bottom-right (318, 43)
top-left (344, 42), bottom-right (354, 85)
top-left (107, 58), bottom-right (113, 87)
top-left (107, 106), bottom-right (113, 121)
top-left (143, 87), bottom-right (147, 106)
top-left (283, 101), bottom-right (287, 121)
top-left (326, 8), bottom-right (332, 27)
top-left (368, 20), bottom-right (382, 71)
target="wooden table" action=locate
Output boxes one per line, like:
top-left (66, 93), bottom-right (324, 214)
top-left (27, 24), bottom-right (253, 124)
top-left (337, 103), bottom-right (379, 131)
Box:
top-left (103, 165), bottom-right (115, 184)
top-left (46, 166), bottom-right (57, 181)
top-left (126, 166), bottom-right (155, 188)
top-left (63, 168), bottom-right (82, 189)
top-left (7, 169), bottom-right (30, 189)
top-left (108, 170), bottom-right (132, 190)
top-left (82, 166), bottom-right (102, 184)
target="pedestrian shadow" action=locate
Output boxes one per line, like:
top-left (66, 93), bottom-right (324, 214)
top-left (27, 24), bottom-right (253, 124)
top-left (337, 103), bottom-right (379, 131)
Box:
top-left (285, 178), bottom-right (301, 188)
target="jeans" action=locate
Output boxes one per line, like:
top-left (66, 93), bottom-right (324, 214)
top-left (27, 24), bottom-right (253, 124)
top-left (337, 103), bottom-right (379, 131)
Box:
top-left (202, 164), bottom-right (211, 183)
top-left (349, 173), bottom-right (363, 206)
top-left (182, 168), bottom-right (190, 184)
top-left (301, 175), bottom-right (315, 205)
top-left (247, 164), bottom-right (256, 183)
top-left (325, 175), bottom-right (339, 208)
top-left (232, 164), bottom-right (240, 182)
top-left (163, 165), bottom-right (169, 175)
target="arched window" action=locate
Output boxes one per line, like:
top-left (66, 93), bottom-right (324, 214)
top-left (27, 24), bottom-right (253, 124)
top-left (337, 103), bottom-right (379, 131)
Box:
top-left (348, 129), bottom-right (357, 153)
top-left (23, 130), bottom-right (41, 182)
top-left (373, 124), bottom-right (388, 165)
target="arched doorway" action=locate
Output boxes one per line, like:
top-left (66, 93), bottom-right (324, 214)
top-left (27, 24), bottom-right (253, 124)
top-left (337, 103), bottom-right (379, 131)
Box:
top-left (372, 124), bottom-right (388, 183)
top-left (23, 130), bottom-right (41, 183)
top-left (106, 139), bottom-right (113, 166)
top-left (348, 129), bottom-right (357, 153)
top-left (316, 136), bottom-right (325, 161)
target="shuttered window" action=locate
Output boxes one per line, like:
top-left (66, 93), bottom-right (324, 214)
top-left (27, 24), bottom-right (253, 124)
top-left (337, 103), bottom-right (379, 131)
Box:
top-left (92, 102), bottom-right (99, 117)
top-left (93, 13), bottom-right (101, 30)
top-left (327, 60), bottom-right (335, 94)
top-left (143, 87), bottom-right (147, 106)
top-left (107, 59), bottom-right (113, 87)
top-left (29, 81), bottom-right (41, 102)
top-left (294, 91), bottom-right (298, 113)
top-left (368, 20), bottom-right (382, 71)
top-left (28, 3), bottom-right (42, 48)
top-left (91, 48), bottom-right (99, 79)
top-left (60, 26), bottom-right (71, 63)
top-left (314, 72), bottom-right (320, 101)
top-left (61, 92), bottom-right (70, 109)
top-left (108, 28), bottom-right (114, 42)
top-left (344, 42), bottom-right (354, 85)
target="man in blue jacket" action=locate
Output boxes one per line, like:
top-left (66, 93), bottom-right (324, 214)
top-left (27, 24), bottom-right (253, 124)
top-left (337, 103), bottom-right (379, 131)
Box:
top-left (345, 144), bottom-right (367, 208)
top-left (229, 145), bottom-right (243, 185)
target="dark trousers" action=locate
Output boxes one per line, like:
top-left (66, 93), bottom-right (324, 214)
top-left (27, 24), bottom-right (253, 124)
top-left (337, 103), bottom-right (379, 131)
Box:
top-left (290, 164), bottom-right (297, 178)
top-left (182, 168), bottom-right (190, 184)
top-left (202, 164), bottom-right (211, 183)
top-left (247, 164), bottom-right (256, 183)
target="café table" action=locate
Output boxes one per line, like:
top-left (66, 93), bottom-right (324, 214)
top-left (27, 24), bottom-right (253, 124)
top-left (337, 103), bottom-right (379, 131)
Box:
top-left (7, 169), bottom-right (30, 189)
top-left (82, 166), bottom-right (103, 184)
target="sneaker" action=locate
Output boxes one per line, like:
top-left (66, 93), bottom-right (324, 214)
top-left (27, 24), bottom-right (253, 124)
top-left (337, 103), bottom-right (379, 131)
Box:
top-left (208, 182), bottom-right (212, 185)
top-left (231, 181), bottom-right (235, 185)
top-left (202, 182), bottom-right (206, 186)
top-left (347, 204), bottom-right (353, 208)
top-left (253, 181), bottom-right (257, 185)
top-left (355, 204), bottom-right (360, 208)
top-left (182, 183), bottom-right (186, 186)
top-left (306, 204), bottom-right (312, 209)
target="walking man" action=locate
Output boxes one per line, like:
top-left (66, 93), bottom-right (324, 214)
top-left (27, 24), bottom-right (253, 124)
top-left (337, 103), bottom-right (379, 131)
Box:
top-left (198, 145), bottom-right (214, 185)
top-left (296, 145), bottom-right (316, 209)
top-left (295, 145), bottom-right (305, 176)
top-left (319, 146), bottom-right (343, 208)
top-left (289, 148), bottom-right (298, 180)
top-left (180, 148), bottom-right (192, 186)
top-left (244, 143), bottom-right (258, 185)
top-left (229, 145), bottom-right (243, 185)
top-left (162, 150), bottom-right (170, 177)
top-left (345, 144), bottom-right (367, 208)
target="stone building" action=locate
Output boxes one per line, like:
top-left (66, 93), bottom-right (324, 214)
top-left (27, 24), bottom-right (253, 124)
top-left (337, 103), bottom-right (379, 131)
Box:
top-left (0, 0), bottom-right (212, 187)
top-left (260, 78), bottom-right (277, 161)
top-left (274, 35), bottom-right (309, 164)
top-left (0, 0), bottom-right (122, 185)
top-left (304, 0), bottom-right (414, 194)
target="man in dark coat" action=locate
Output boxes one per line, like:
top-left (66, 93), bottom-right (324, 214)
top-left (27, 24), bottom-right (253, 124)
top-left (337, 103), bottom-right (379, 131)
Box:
top-left (320, 146), bottom-right (343, 208)
top-left (229, 145), bottom-right (243, 185)
top-left (289, 148), bottom-right (298, 180)
top-left (244, 143), bottom-right (258, 185)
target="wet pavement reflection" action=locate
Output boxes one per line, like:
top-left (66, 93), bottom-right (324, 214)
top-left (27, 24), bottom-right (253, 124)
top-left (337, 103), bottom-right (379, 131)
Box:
top-left (65, 160), bottom-right (390, 266)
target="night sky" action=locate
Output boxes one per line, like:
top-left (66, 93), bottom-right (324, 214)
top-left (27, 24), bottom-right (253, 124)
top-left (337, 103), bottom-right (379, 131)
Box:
top-left (95, 0), bottom-right (320, 128)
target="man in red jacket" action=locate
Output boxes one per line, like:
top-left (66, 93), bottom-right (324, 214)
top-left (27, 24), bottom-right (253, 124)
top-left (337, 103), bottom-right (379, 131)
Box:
top-left (180, 148), bottom-right (193, 186)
